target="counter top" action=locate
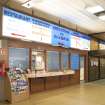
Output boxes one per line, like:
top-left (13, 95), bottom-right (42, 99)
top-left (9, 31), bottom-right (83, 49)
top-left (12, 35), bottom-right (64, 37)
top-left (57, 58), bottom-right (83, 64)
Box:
top-left (27, 70), bottom-right (75, 78)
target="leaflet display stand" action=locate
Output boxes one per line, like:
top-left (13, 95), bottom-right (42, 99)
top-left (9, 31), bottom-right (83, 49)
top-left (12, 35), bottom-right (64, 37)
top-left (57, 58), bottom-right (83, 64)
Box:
top-left (5, 69), bottom-right (29, 103)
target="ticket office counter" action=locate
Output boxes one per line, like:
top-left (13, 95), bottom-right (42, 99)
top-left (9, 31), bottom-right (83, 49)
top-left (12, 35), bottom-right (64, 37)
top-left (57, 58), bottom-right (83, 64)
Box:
top-left (4, 39), bottom-right (88, 103)
top-left (27, 70), bottom-right (78, 93)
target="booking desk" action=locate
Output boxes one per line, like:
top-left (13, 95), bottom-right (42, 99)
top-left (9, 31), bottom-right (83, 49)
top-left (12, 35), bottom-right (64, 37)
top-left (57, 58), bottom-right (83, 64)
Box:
top-left (27, 70), bottom-right (76, 93)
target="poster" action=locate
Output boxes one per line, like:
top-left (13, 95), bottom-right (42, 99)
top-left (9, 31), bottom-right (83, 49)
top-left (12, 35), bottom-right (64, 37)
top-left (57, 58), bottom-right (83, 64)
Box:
top-left (32, 51), bottom-right (45, 70)
top-left (35, 56), bottom-right (44, 70)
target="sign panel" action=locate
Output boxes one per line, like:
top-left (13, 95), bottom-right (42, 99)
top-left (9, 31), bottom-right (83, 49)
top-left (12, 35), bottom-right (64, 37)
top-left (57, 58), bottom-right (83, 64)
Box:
top-left (71, 32), bottom-right (90, 50)
top-left (2, 7), bottom-right (52, 44)
top-left (2, 7), bottom-right (90, 50)
top-left (52, 25), bottom-right (70, 48)
top-left (31, 18), bottom-right (52, 43)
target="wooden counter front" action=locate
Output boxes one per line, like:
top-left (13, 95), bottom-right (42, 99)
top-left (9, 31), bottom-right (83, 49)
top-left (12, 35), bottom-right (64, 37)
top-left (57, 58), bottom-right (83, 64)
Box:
top-left (29, 77), bottom-right (45, 93)
top-left (27, 70), bottom-right (77, 93)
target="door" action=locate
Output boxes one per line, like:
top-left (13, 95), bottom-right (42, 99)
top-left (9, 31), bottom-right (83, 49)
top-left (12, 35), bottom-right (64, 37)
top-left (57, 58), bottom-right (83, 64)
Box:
top-left (80, 56), bottom-right (85, 81)
top-left (100, 58), bottom-right (105, 79)
top-left (89, 57), bottom-right (99, 81)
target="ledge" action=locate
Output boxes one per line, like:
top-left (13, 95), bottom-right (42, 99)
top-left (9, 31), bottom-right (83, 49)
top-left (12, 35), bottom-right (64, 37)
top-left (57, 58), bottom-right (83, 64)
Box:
top-left (27, 70), bottom-right (75, 78)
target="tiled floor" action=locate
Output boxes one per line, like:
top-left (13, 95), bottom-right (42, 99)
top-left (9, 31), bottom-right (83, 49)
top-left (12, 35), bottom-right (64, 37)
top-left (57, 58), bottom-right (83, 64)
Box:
top-left (1, 79), bottom-right (105, 105)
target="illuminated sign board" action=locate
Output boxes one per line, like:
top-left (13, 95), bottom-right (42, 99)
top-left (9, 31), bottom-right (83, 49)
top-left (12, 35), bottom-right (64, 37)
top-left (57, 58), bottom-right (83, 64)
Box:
top-left (2, 7), bottom-right (52, 44)
top-left (99, 41), bottom-right (105, 49)
top-left (71, 32), bottom-right (90, 50)
top-left (2, 7), bottom-right (90, 50)
top-left (52, 25), bottom-right (70, 48)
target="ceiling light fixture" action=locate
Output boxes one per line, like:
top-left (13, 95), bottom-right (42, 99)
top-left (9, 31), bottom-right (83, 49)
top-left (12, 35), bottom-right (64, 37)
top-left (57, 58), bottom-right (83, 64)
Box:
top-left (22, 0), bottom-right (33, 8)
top-left (86, 5), bottom-right (104, 14)
top-left (99, 15), bottom-right (105, 21)
top-left (22, 0), bottom-right (44, 8)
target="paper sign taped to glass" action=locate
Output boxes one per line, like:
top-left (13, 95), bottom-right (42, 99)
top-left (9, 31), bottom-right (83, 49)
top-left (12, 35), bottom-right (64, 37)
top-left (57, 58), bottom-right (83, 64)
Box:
top-left (35, 56), bottom-right (44, 70)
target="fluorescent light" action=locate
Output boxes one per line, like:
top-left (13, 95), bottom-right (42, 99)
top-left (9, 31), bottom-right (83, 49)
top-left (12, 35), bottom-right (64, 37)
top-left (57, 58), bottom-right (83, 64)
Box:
top-left (22, 0), bottom-right (44, 8)
top-left (22, 0), bottom-right (33, 8)
top-left (99, 15), bottom-right (105, 21)
top-left (20, 38), bottom-right (33, 42)
top-left (86, 5), bottom-right (104, 14)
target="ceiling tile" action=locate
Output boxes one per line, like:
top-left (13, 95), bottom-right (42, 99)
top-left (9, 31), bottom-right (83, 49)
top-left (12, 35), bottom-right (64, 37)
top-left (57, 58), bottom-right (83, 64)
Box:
top-left (12, 0), bottom-right (105, 34)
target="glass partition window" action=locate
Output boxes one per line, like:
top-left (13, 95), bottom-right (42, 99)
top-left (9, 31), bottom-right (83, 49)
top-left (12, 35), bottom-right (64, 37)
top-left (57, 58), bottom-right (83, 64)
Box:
top-left (31, 49), bottom-right (45, 71)
top-left (61, 52), bottom-right (69, 70)
top-left (70, 53), bottom-right (80, 70)
top-left (46, 51), bottom-right (60, 71)
top-left (9, 48), bottom-right (29, 70)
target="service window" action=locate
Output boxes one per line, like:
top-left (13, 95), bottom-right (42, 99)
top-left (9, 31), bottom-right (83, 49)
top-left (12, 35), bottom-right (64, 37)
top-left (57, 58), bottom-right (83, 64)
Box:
top-left (61, 52), bottom-right (69, 70)
top-left (9, 48), bottom-right (29, 70)
top-left (70, 53), bottom-right (80, 70)
top-left (46, 51), bottom-right (60, 72)
top-left (31, 49), bottom-right (45, 71)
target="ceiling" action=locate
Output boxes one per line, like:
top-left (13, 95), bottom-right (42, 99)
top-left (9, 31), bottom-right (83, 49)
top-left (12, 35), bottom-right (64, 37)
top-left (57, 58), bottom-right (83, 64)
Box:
top-left (91, 32), bottom-right (105, 41)
top-left (11, 0), bottom-right (105, 35)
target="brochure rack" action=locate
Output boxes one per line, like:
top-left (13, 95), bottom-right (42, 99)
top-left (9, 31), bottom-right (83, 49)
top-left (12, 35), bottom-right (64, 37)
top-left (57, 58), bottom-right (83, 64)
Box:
top-left (5, 69), bottom-right (29, 103)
